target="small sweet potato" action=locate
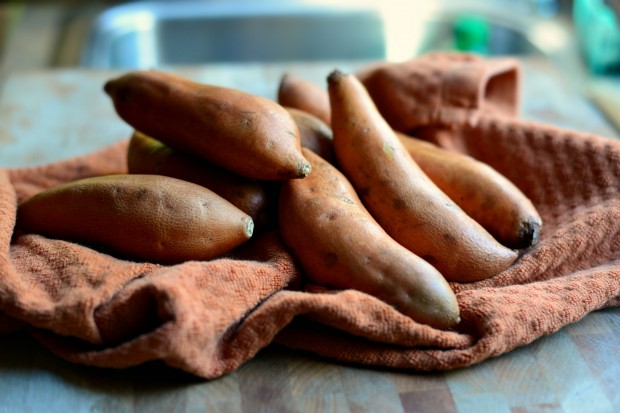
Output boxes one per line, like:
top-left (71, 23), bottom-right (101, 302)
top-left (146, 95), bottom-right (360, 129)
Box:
top-left (17, 174), bottom-right (253, 264)
top-left (127, 130), bottom-right (270, 231)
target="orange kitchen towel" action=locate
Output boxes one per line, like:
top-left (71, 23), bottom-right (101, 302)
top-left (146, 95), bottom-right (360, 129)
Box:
top-left (1, 112), bottom-right (620, 379)
top-left (358, 52), bottom-right (521, 133)
top-left (2, 49), bottom-right (620, 378)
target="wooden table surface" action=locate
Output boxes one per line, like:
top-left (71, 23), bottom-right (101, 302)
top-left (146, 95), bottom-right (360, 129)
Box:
top-left (1, 59), bottom-right (619, 413)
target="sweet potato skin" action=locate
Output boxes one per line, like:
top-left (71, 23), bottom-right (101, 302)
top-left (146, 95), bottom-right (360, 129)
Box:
top-left (17, 174), bottom-right (253, 264)
top-left (127, 130), bottom-right (270, 231)
top-left (277, 73), bottom-right (331, 125)
top-left (104, 70), bottom-right (310, 180)
top-left (328, 70), bottom-right (518, 282)
top-left (285, 107), bottom-right (335, 164)
top-left (279, 148), bottom-right (460, 329)
top-left (397, 133), bottom-right (542, 249)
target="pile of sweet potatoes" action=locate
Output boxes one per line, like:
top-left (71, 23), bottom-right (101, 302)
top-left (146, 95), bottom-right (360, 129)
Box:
top-left (16, 61), bottom-right (542, 329)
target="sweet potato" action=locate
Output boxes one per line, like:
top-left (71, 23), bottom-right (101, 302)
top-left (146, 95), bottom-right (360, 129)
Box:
top-left (16, 174), bottom-right (253, 264)
top-left (328, 70), bottom-right (518, 282)
top-left (277, 73), bottom-right (331, 125)
top-left (127, 130), bottom-right (270, 230)
top-left (397, 132), bottom-right (542, 249)
top-left (286, 107), bottom-right (335, 163)
top-left (275, 75), bottom-right (540, 248)
top-left (279, 148), bottom-right (460, 328)
top-left (104, 70), bottom-right (310, 180)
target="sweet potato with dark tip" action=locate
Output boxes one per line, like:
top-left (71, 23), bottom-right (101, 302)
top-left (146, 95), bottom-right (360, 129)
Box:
top-left (328, 70), bottom-right (518, 282)
top-left (397, 132), bottom-right (542, 249)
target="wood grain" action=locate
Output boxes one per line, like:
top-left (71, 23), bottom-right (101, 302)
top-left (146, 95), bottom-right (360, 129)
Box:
top-left (1, 309), bottom-right (619, 413)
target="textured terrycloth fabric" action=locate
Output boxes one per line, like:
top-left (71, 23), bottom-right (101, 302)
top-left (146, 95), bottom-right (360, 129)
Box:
top-left (358, 52), bottom-right (521, 134)
top-left (2, 55), bottom-right (620, 379)
top-left (276, 115), bottom-right (620, 369)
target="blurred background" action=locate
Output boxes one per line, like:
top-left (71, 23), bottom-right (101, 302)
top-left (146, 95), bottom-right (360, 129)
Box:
top-left (0, 0), bottom-right (618, 98)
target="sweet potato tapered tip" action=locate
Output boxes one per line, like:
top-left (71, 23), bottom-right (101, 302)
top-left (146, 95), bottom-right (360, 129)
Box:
top-left (296, 161), bottom-right (312, 178)
top-left (103, 78), bottom-right (125, 99)
top-left (243, 219), bottom-right (255, 238)
top-left (517, 219), bottom-right (541, 248)
top-left (327, 70), bottom-right (345, 84)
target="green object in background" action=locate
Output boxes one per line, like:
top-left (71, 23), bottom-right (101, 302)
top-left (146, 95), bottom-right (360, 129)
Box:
top-left (453, 15), bottom-right (490, 55)
top-left (573, 0), bottom-right (620, 74)
top-left (0, 0), bottom-right (26, 61)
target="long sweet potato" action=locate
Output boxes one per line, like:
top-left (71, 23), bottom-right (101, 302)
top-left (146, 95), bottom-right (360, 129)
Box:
top-left (127, 130), bottom-right (270, 230)
top-left (328, 70), bottom-right (518, 282)
top-left (17, 174), bottom-right (253, 264)
top-left (397, 132), bottom-right (542, 249)
top-left (279, 148), bottom-right (460, 329)
top-left (104, 70), bottom-right (310, 180)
